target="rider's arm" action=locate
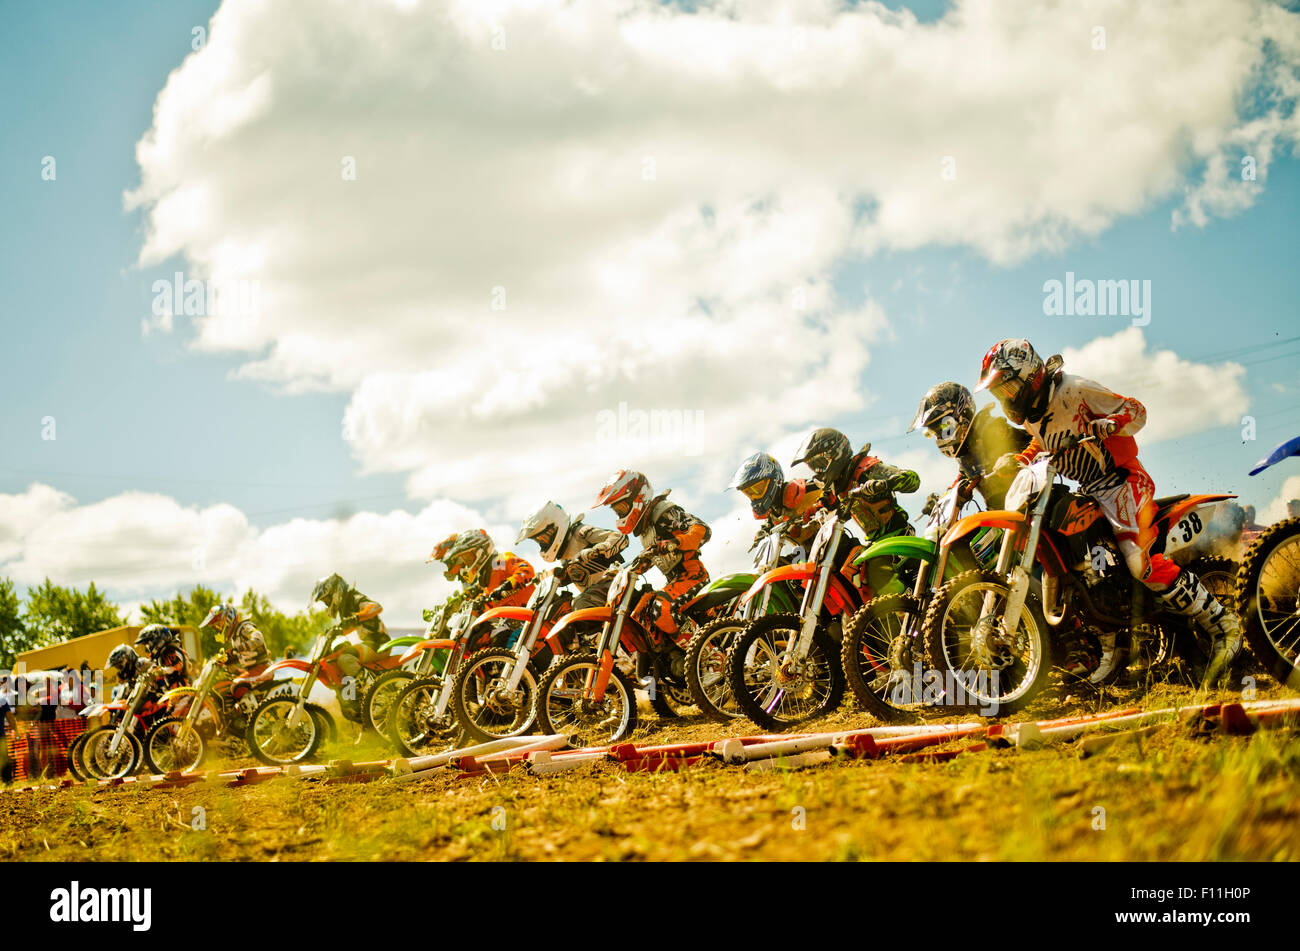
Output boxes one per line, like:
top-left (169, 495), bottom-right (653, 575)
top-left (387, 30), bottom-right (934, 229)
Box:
top-left (1077, 377), bottom-right (1146, 436)
top-left (483, 556), bottom-right (536, 605)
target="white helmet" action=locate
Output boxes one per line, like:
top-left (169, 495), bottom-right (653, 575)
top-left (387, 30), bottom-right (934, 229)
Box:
top-left (517, 501), bottom-right (570, 562)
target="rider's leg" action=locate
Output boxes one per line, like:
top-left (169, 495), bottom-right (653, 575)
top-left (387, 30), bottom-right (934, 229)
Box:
top-left (1100, 463), bottom-right (1242, 686)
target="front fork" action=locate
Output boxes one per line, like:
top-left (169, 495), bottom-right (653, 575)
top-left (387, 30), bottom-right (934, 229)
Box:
top-left (793, 522), bottom-right (843, 662)
top-left (997, 481), bottom-right (1052, 637)
top-left (285, 667), bottom-right (320, 730)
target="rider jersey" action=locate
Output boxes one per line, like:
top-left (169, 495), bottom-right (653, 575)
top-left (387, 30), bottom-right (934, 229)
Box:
top-left (956, 405), bottom-right (1033, 510)
top-left (759, 479), bottom-right (823, 547)
top-left (555, 517), bottom-right (628, 591)
top-left (831, 452), bottom-right (919, 540)
top-left (226, 618), bottom-right (270, 672)
top-left (472, 553), bottom-right (537, 608)
top-left (635, 493), bottom-right (711, 581)
top-left (1015, 372), bottom-right (1146, 493)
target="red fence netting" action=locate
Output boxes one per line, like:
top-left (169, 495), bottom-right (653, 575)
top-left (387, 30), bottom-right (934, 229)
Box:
top-left (3, 718), bottom-right (87, 782)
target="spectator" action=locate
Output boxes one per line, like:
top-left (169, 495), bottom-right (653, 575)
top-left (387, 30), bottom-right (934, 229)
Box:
top-left (1242, 505), bottom-right (1262, 532)
top-left (1288, 500), bottom-right (1300, 520)
top-left (0, 681), bottom-right (16, 786)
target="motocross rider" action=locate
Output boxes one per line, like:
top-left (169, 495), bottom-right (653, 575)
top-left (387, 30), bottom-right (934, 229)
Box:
top-left (427, 529), bottom-right (537, 615)
top-left (106, 643), bottom-right (164, 700)
top-left (516, 501), bottom-right (628, 611)
top-left (592, 469), bottom-right (712, 640)
top-left (133, 624), bottom-right (190, 690)
top-left (199, 603), bottom-right (271, 681)
top-left (908, 381), bottom-right (1030, 510)
top-left (790, 427), bottom-right (920, 597)
top-left (310, 573), bottom-right (389, 679)
top-left (976, 338), bottom-right (1244, 686)
top-left (728, 452), bottom-right (823, 549)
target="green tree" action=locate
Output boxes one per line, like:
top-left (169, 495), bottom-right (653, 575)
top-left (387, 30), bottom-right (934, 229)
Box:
top-left (141, 584), bottom-right (325, 659)
top-left (22, 579), bottom-right (123, 647)
top-left (0, 577), bottom-right (31, 670)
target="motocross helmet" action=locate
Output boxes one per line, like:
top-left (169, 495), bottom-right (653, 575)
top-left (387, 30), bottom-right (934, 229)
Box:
top-left (791, 428), bottom-right (854, 489)
top-left (107, 644), bottom-right (140, 681)
top-left (135, 624), bottom-right (181, 657)
top-left (728, 452), bottom-right (785, 518)
top-left (976, 338), bottom-right (1052, 425)
top-left (200, 603), bottom-right (239, 642)
top-left (312, 573), bottom-right (349, 612)
top-left (592, 469), bottom-right (652, 535)
top-left (517, 501), bottom-right (570, 562)
top-left (908, 381), bottom-right (976, 458)
top-left (439, 529), bottom-right (496, 584)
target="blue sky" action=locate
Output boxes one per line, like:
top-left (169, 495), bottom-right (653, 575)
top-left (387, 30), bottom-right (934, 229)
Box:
top-left (1, 0), bottom-right (1297, 621)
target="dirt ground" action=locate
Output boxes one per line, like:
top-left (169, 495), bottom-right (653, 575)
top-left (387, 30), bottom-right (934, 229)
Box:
top-left (3, 679), bottom-right (1298, 862)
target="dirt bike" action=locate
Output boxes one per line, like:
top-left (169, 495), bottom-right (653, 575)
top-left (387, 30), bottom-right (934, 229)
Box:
top-left (840, 480), bottom-right (997, 721)
top-left (1236, 433), bottom-right (1300, 689)
top-left (362, 594), bottom-right (467, 737)
top-left (931, 432), bottom-right (1235, 713)
top-left (533, 548), bottom-right (739, 745)
top-left (725, 495), bottom-right (883, 731)
top-left (449, 569), bottom-right (576, 743)
top-left (141, 649), bottom-right (291, 773)
top-left (78, 663), bottom-right (172, 780)
top-left (387, 596), bottom-right (519, 757)
top-left (684, 520), bottom-right (802, 720)
top-left (244, 609), bottom-right (408, 766)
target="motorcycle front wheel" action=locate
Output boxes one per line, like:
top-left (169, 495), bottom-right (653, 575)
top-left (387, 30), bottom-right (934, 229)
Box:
top-left (388, 677), bottom-right (465, 758)
top-left (1234, 520), bottom-right (1300, 690)
top-left (534, 654), bottom-right (637, 747)
top-left (451, 647), bottom-right (539, 743)
top-left (685, 617), bottom-right (745, 720)
top-left (841, 593), bottom-right (927, 722)
top-left (81, 726), bottom-right (143, 780)
top-left (726, 613), bottom-right (844, 732)
top-left (363, 669), bottom-right (414, 739)
top-left (245, 697), bottom-right (326, 766)
top-left (922, 568), bottom-right (1051, 716)
top-left (143, 716), bottom-right (207, 774)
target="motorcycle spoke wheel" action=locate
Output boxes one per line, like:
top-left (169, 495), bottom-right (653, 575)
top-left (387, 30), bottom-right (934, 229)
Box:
top-left (535, 655), bottom-right (636, 747)
top-left (247, 698), bottom-right (322, 766)
top-left (390, 679), bottom-right (462, 757)
top-left (453, 648), bottom-right (538, 743)
top-left (144, 717), bottom-right (206, 774)
top-left (922, 569), bottom-right (1050, 716)
top-left (727, 614), bottom-right (844, 731)
top-left (82, 727), bottom-right (141, 780)
top-left (841, 594), bottom-right (926, 722)
top-left (685, 618), bottom-right (746, 720)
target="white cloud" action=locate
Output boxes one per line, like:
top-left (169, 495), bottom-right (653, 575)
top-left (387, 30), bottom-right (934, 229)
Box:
top-left (120, 0), bottom-right (1299, 511)
top-left (1262, 474), bottom-right (1300, 523)
top-left (0, 483), bottom-right (501, 627)
top-left (1060, 327), bottom-right (1250, 444)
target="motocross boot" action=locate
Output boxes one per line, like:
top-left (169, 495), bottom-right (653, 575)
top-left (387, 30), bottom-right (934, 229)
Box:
top-left (1157, 569), bottom-right (1243, 688)
top-left (1088, 628), bottom-right (1130, 686)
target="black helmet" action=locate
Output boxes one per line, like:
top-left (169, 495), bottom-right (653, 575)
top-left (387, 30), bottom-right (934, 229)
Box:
top-left (791, 427), bottom-right (854, 488)
top-left (107, 644), bottom-right (140, 680)
top-left (908, 382), bottom-right (975, 458)
top-left (135, 624), bottom-right (181, 657)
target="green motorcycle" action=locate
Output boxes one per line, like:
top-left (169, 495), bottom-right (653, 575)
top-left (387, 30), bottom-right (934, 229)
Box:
top-left (684, 520), bottom-right (804, 720)
top-left (840, 482), bottom-right (996, 721)
top-left (360, 593), bottom-right (463, 736)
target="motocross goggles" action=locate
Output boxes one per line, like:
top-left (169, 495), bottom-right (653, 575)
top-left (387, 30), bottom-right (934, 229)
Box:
top-left (740, 478), bottom-right (772, 500)
top-left (533, 525), bottom-right (557, 549)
